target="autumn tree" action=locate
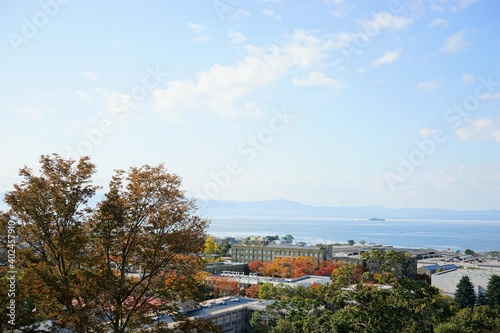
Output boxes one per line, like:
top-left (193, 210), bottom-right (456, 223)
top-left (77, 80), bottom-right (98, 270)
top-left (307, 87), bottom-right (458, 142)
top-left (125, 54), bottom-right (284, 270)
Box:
top-left (207, 277), bottom-right (240, 298)
top-left (248, 261), bottom-right (264, 274)
top-left (314, 260), bottom-right (339, 277)
top-left (91, 164), bottom-right (208, 332)
top-left (293, 256), bottom-right (318, 278)
top-left (4, 154), bottom-right (101, 332)
top-left (204, 236), bottom-right (219, 254)
top-left (245, 284), bottom-right (260, 298)
top-left (455, 275), bottom-right (477, 308)
top-left (4, 155), bottom-right (209, 332)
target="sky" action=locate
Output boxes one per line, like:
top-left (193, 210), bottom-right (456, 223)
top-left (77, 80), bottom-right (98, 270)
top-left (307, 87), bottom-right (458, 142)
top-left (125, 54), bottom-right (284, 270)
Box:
top-left (1, 0), bottom-right (499, 211)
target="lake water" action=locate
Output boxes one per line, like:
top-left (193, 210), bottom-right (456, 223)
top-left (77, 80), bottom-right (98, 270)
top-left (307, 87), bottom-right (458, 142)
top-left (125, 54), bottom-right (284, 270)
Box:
top-left (208, 216), bottom-right (500, 252)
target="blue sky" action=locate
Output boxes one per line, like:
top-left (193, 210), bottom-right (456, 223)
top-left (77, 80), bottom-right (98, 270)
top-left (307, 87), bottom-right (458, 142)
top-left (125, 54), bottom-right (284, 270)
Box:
top-left (1, 0), bottom-right (499, 210)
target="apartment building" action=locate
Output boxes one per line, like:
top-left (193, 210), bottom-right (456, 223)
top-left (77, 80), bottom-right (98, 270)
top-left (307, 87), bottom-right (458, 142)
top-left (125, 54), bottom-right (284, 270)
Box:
top-left (231, 236), bottom-right (327, 264)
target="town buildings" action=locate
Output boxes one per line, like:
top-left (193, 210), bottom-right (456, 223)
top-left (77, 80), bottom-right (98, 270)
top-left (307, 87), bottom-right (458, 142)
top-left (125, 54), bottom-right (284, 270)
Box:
top-left (231, 236), bottom-right (327, 264)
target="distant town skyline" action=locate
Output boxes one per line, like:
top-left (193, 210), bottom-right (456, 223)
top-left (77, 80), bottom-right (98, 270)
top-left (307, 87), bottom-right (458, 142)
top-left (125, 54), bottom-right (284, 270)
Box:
top-left (1, 0), bottom-right (499, 210)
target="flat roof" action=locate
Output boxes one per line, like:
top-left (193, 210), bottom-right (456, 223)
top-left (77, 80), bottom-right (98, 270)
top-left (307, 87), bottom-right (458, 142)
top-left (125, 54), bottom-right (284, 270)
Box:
top-left (187, 297), bottom-right (263, 318)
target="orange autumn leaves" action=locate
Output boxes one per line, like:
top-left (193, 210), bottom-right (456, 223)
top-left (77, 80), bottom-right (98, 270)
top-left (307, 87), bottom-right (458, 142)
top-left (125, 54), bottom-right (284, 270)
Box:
top-left (249, 257), bottom-right (341, 278)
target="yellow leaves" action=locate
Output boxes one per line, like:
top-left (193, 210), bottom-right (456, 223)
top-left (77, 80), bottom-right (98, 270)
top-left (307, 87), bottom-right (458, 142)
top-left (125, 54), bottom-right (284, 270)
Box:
top-left (204, 236), bottom-right (219, 254)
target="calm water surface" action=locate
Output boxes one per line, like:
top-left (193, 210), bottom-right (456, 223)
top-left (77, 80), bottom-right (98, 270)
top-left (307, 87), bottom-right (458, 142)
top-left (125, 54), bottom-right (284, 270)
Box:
top-left (208, 216), bottom-right (500, 252)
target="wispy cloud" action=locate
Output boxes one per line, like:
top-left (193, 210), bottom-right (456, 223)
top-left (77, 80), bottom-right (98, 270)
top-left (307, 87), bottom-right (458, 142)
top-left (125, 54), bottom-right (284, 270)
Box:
top-left (153, 30), bottom-right (330, 120)
top-left (439, 30), bottom-right (468, 53)
top-left (458, 0), bottom-right (480, 9)
top-left (462, 73), bottom-right (475, 84)
top-left (227, 30), bottom-right (247, 44)
top-left (479, 93), bottom-right (500, 101)
top-left (456, 118), bottom-right (500, 142)
top-left (361, 12), bottom-right (413, 31)
top-left (97, 89), bottom-right (134, 119)
top-left (417, 79), bottom-right (444, 92)
top-left (24, 89), bottom-right (54, 103)
top-left (16, 105), bottom-right (54, 121)
top-left (187, 22), bottom-right (210, 43)
top-left (230, 8), bottom-right (251, 20)
top-left (262, 9), bottom-right (281, 20)
top-left (83, 71), bottom-right (99, 81)
top-left (428, 18), bottom-right (449, 27)
top-left (371, 50), bottom-right (401, 66)
top-left (293, 71), bottom-right (341, 89)
top-left (75, 89), bottom-right (91, 101)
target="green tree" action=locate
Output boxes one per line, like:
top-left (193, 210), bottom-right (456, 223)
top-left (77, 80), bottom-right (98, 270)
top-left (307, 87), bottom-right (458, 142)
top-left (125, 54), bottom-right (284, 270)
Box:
top-left (347, 239), bottom-right (355, 246)
top-left (464, 248), bottom-right (475, 256)
top-left (435, 306), bottom-right (500, 333)
top-left (219, 238), bottom-right (231, 256)
top-left (282, 234), bottom-right (294, 243)
top-left (485, 274), bottom-right (500, 306)
top-left (455, 275), bottom-right (476, 308)
top-left (361, 249), bottom-right (413, 278)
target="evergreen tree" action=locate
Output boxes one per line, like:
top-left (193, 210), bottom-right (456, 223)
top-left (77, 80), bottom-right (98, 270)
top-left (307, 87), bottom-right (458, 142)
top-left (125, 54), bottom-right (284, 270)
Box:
top-left (455, 275), bottom-right (476, 308)
top-left (485, 274), bottom-right (500, 306)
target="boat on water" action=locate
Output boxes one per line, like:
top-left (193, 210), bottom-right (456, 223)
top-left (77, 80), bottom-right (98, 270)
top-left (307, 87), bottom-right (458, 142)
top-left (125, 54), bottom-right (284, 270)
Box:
top-left (368, 218), bottom-right (385, 221)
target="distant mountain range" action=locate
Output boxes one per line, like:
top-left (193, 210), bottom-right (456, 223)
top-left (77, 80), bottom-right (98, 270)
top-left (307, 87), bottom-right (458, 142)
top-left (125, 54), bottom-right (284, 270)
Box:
top-left (196, 199), bottom-right (500, 221)
top-left (1, 193), bottom-right (498, 220)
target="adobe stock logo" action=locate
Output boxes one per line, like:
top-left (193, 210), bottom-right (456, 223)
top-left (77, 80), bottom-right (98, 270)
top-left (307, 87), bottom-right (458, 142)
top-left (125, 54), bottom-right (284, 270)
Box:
top-left (7, 0), bottom-right (70, 53)
top-left (194, 108), bottom-right (295, 201)
top-left (385, 75), bottom-right (500, 191)
top-left (65, 66), bottom-right (168, 159)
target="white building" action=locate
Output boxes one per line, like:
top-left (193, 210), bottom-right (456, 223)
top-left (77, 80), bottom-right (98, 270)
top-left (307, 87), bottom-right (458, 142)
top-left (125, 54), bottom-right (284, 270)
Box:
top-left (431, 267), bottom-right (498, 297)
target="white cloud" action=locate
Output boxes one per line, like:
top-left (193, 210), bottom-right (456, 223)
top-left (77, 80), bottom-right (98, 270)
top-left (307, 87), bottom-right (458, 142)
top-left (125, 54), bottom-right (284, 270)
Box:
top-left (371, 50), bottom-right (401, 66)
top-left (243, 102), bottom-right (268, 120)
top-left (293, 71), bottom-right (341, 89)
top-left (75, 89), bottom-right (91, 101)
top-left (153, 30), bottom-right (331, 120)
top-left (24, 89), bottom-right (54, 103)
top-left (109, 39), bottom-right (120, 49)
top-left (417, 79), bottom-right (444, 92)
top-left (230, 8), bottom-right (251, 20)
top-left (430, 3), bottom-right (445, 12)
top-left (428, 18), bottom-right (449, 27)
top-left (462, 73), bottom-right (475, 84)
top-left (439, 30), bottom-right (468, 53)
top-left (98, 89), bottom-right (134, 118)
top-left (262, 9), bottom-right (281, 20)
top-left (187, 22), bottom-right (210, 43)
top-left (16, 105), bottom-right (54, 121)
top-left (356, 68), bottom-right (367, 75)
top-left (227, 30), bottom-right (247, 44)
top-left (327, 32), bottom-right (359, 50)
top-left (324, 0), bottom-right (344, 4)
top-left (362, 12), bottom-right (413, 31)
top-left (16, 107), bottom-right (45, 120)
top-left (83, 71), bottom-right (99, 81)
top-left (455, 118), bottom-right (500, 142)
top-left (458, 0), bottom-right (480, 9)
top-left (419, 127), bottom-right (434, 139)
top-left (479, 93), bottom-right (500, 101)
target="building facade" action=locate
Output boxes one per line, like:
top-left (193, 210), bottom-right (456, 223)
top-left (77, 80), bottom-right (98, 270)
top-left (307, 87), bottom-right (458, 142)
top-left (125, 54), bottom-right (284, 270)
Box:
top-left (232, 236), bottom-right (327, 264)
